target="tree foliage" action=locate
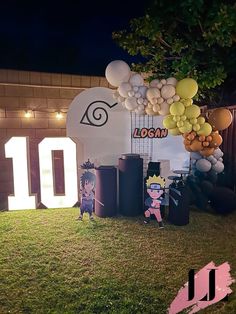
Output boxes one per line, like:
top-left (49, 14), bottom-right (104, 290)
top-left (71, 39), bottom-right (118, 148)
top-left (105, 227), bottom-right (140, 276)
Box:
top-left (113, 0), bottom-right (236, 106)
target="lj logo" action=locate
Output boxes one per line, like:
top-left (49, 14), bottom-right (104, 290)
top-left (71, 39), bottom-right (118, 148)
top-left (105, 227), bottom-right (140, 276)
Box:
top-left (168, 262), bottom-right (234, 314)
top-left (188, 268), bottom-right (227, 302)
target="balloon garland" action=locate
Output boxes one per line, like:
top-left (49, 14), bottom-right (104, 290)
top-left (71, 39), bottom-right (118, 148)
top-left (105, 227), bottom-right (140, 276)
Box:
top-left (105, 60), bottom-right (233, 175)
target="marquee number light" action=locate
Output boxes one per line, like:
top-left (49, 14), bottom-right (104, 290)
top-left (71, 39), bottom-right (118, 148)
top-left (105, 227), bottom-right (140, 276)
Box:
top-left (4, 137), bottom-right (78, 210)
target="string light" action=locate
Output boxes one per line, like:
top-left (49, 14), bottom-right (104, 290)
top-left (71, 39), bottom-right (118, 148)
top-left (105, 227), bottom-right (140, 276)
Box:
top-left (24, 110), bottom-right (32, 118)
top-left (56, 111), bottom-right (63, 120)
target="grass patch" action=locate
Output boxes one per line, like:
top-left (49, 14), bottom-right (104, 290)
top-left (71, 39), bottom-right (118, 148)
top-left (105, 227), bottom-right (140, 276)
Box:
top-left (0, 208), bottom-right (236, 313)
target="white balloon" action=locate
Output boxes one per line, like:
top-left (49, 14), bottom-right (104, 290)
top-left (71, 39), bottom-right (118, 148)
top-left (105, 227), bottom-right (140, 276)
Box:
top-left (138, 86), bottom-right (148, 98)
top-left (146, 87), bottom-right (161, 102)
top-left (105, 60), bottom-right (131, 87)
top-left (133, 86), bottom-right (139, 92)
top-left (190, 152), bottom-right (202, 160)
top-left (143, 99), bottom-right (148, 106)
top-left (118, 82), bottom-right (132, 98)
top-left (211, 157), bottom-right (218, 165)
top-left (196, 159), bottom-right (212, 172)
top-left (218, 157), bottom-right (223, 162)
top-left (206, 155), bottom-right (214, 162)
top-left (150, 79), bottom-right (160, 87)
top-left (161, 85), bottom-right (176, 99)
top-left (118, 96), bottom-right (125, 103)
top-left (135, 92), bottom-right (141, 98)
top-left (128, 90), bottom-right (135, 97)
top-left (135, 107), bottom-right (145, 115)
top-left (166, 77), bottom-right (177, 86)
top-left (125, 97), bottom-right (138, 111)
top-left (213, 148), bottom-right (223, 160)
top-left (113, 90), bottom-right (120, 99)
top-left (129, 73), bottom-right (144, 86)
top-left (212, 161), bottom-right (224, 173)
top-left (137, 98), bottom-right (144, 105)
top-left (138, 104), bottom-right (144, 110)
top-left (158, 102), bottom-right (170, 116)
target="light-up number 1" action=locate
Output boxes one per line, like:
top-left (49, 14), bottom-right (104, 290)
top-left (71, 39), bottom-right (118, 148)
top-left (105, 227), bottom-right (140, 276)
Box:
top-left (38, 138), bottom-right (78, 208)
top-left (4, 137), bottom-right (78, 210)
top-left (5, 137), bottom-right (36, 210)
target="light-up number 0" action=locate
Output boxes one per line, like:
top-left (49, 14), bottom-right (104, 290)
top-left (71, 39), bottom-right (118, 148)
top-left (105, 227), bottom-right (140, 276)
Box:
top-left (5, 137), bottom-right (78, 210)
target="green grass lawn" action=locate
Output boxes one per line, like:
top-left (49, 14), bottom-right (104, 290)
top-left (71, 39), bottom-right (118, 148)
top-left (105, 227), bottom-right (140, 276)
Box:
top-left (0, 208), bottom-right (236, 314)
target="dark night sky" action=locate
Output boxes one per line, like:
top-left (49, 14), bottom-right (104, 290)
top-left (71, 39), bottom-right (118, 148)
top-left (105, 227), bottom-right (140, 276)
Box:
top-left (0, 1), bottom-right (149, 76)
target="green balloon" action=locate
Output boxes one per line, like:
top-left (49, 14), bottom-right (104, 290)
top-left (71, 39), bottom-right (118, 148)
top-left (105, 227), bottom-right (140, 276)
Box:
top-left (179, 121), bottom-right (193, 133)
top-left (176, 78), bottom-right (198, 99)
top-left (197, 122), bottom-right (212, 136)
top-left (163, 115), bottom-right (177, 129)
top-left (169, 127), bottom-right (181, 136)
top-left (184, 105), bottom-right (201, 119)
top-left (170, 102), bottom-right (185, 116)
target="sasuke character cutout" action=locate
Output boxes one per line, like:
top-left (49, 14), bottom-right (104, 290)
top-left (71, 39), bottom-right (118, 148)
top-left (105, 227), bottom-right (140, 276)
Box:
top-left (144, 175), bottom-right (165, 228)
top-left (78, 171), bottom-right (96, 220)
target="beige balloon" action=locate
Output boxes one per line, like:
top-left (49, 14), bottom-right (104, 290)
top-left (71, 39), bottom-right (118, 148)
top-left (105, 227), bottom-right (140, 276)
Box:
top-left (150, 79), bottom-right (160, 87)
top-left (153, 104), bottom-right (161, 112)
top-left (145, 107), bottom-right (156, 116)
top-left (161, 79), bottom-right (167, 85)
top-left (173, 95), bottom-right (180, 101)
top-left (167, 98), bottom-right (174, 105)
top-left (146, 87), bottom-right (161, 102)
top-left (166, 77), bottom-right (177, 86)
top-left (161, 84), bottom-right (176, 99)
top-left (158, 102), bottom-right (170, 116)
top-left (150, 98), bottom-right (158, 105)
top-left (157, 97), bottom-right (164, 104)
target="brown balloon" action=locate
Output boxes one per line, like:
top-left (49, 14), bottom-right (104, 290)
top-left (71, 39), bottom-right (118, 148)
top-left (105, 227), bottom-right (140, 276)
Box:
top-left (187, 134), bottom-right (195, 141)
top-left (190, 139), bottom-right (203, 152)
top-left (185, 144), bottom-right (193, 152)
top-left (200, 147), bottom-right (215, 157)
top-left (202, 141), bottom-right (209, 147)
top-left (208, 108), bottom-right (233, 131)
top-left (209, 132), bottom-right (223, 148)
top-left (198, 135), bottom-right (206, 142)
top-left (184, 139), bottom-right (191, 146)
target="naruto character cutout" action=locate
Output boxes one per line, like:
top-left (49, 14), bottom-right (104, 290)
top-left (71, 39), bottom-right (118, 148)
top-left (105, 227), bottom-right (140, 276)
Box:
top-left (77, 159), bottom-right (96, 221)
top-left (144, 175), bottom-right (165, 228)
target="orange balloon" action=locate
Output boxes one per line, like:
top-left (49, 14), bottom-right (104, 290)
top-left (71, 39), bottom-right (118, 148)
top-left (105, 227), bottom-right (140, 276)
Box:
top-left (187, 134), bottom-right (195, 141)
top-left (190, 139), bottom-right (203, 152)
top-left (184, 139), bottom-right (191, 145)
top-left (202, 141), bottom-right (209, 147)
top-left (209, 132), bottom-right (223, 148)
top-left (206, 136), bottom-right (212, 142)
top-left (208, 108), bottom-right (233, 131)
top-left (200, 147), bottom-right (215, 157)
top-left (198, 135), bottom-right (206, 142)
